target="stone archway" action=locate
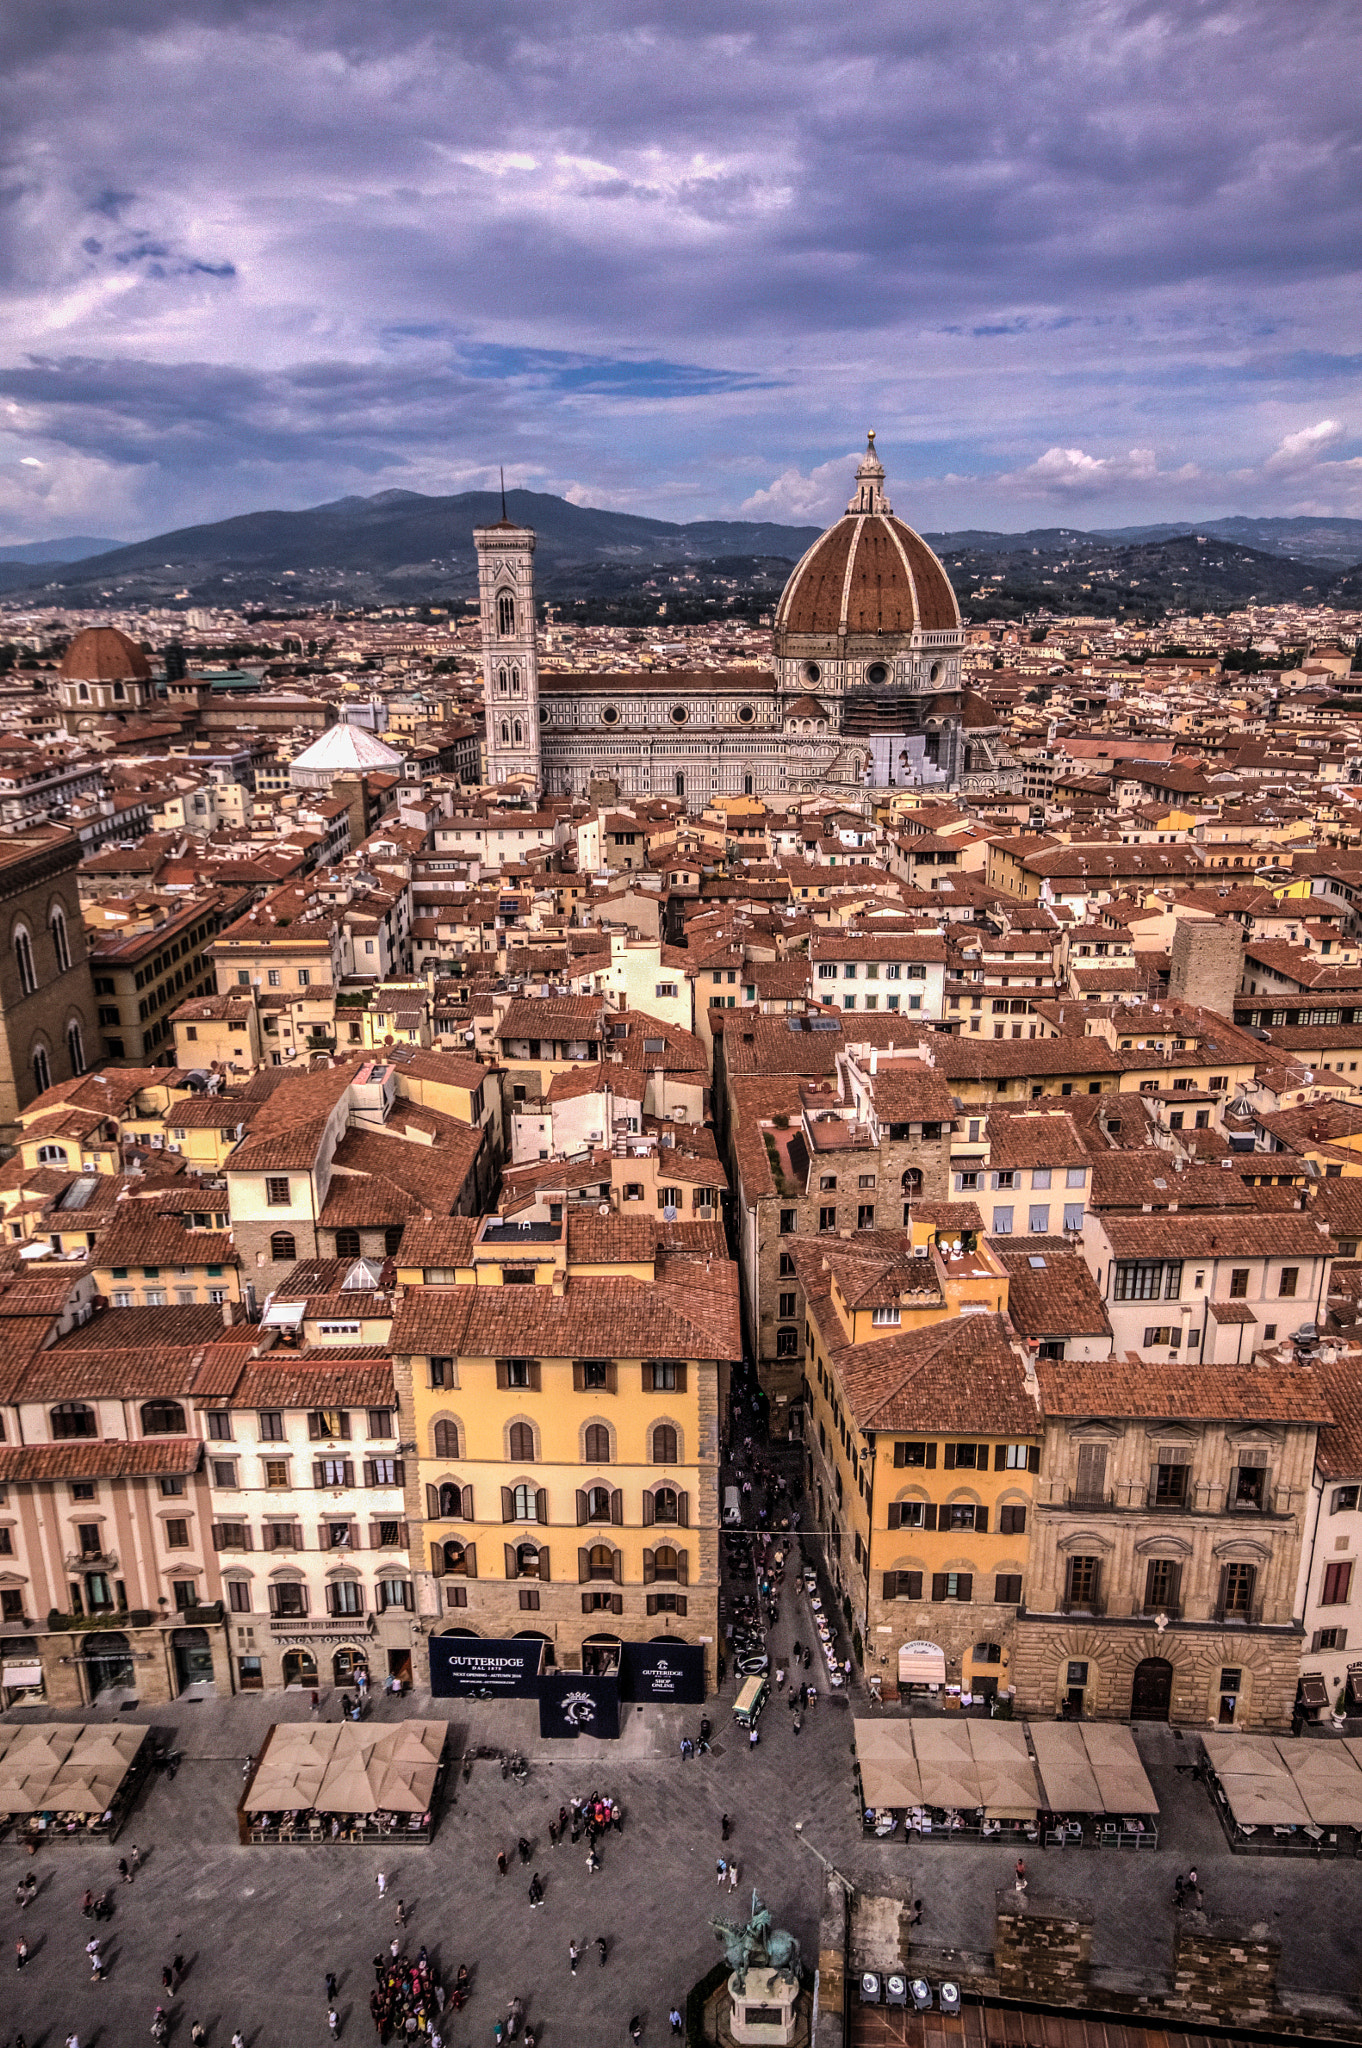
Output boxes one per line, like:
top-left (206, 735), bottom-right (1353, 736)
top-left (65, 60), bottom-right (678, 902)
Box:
top-left (1131, 1656), bottom-right (1173, 1721)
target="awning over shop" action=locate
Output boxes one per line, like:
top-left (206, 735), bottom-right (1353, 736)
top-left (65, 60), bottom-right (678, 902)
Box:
top-left (1, 1663), bottom-right (42, 1688)
top-left (1029, 1721), bottom-right (1157, 1816)
top-left (898, 1641), bottom-right (946, 1688)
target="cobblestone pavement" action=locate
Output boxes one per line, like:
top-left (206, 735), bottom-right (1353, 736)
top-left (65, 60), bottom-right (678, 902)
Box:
top-left (5, 1558), bottom-right (1362, 2045)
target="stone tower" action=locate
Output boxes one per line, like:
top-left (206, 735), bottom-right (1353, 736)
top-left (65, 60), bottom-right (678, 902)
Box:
top-left (474, 505), bottom-right (540, 790)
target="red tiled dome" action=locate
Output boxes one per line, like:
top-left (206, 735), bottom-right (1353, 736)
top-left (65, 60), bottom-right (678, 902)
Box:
top-left (774, 438), bottom-right (959, 644)
top-left (58, 627), bottom-right (152, 682)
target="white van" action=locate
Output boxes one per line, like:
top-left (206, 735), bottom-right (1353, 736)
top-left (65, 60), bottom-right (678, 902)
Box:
top-left (723, 1486), bottom-right (741, 1526)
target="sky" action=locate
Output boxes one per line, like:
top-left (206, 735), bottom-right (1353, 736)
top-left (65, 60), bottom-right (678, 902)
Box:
top-left (1, 0), bottom-right (1361, 545)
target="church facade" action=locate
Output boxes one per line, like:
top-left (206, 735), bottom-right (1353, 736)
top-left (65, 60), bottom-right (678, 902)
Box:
top-left (474, 439), bottom-right (1019, 808)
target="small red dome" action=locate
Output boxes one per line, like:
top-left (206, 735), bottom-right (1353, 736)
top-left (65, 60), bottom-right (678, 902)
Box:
top-left (58, 627), bottom-right (152, 683)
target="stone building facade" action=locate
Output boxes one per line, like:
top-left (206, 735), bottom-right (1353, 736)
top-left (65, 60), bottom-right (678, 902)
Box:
top-left (0, 824), bottom-right (97, 1134)
top-left (1010, 1359), bottom-right (1325, 1729)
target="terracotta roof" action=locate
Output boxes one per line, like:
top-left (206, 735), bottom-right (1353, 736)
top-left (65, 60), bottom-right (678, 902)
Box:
top-left (1314, 1351), bottom-right (1362, 1480)
top-left (1208, 1301), bottom-right (1258, 1324)
top-left (226, 1358), bottom-right (395, 1410)
top-left (838, 1310), bottom-right (1037, 1436)
top-left (868, 1063), bottom-right (957, 1124)
top-left (1097, 1212), bottom-right (1333, 1260)
top-left (1035, 1356), bottom-right (1331, 1423)
top-left (497, 997), bottom-right (604, 1041)
top-left (776, 509), bottom-right (959, 638)
top-left (91, 1216), bottom-right (237, 1268)
top-left (389, 1274), bottom-right (741, 1363)
top-left (0, 1437), bottom-right (202, 1482)
top-left (993, 1247), bottom-right (1112, 1338)
top-left (564, 1213), bottom-right (727, 1264)
top-left (58, 626), bottom-right (152, 683)
top-left (317, 1123), bottom-right (483, 1227)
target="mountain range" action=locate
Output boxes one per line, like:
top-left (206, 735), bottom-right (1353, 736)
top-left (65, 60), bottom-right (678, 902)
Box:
top-left (1, 492), bottom-right (1359, 614)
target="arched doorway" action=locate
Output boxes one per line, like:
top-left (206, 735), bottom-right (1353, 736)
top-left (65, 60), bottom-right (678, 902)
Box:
top-left (332, 1646), bottom-right (366, 1685)
top-left (514, 1628), bottom-right (555, 1670)
top-left (1131, 1657), bottom-right (1173, 1721)
top-left (282, 1648), bottom-right (318, 1688)
top-left (582, 1634), bottom-right (621, 1677)
top-left (84, 1630), bottom-right (134, 1697)
top-left (171, 1625), bottom-right (214, 1693)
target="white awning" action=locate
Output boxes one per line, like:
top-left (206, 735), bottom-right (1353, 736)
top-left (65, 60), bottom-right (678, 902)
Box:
top-left (2, 1665), bottom-right (43, 1688)
top-left (898, 1641), bottom-right (946, 1687)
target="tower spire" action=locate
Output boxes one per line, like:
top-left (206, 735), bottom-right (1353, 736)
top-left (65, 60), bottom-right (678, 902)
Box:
top-left (847, 430), bottom-right (890, 515)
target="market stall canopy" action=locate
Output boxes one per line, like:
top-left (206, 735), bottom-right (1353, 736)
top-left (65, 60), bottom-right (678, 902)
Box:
top-left (1217, 1774), bottom-right (1313, 1829)
top-left (1080, 1723), bottom-right (1159, 1815)
top-left (1285, 1743), bottom-right (1362, 1827)
top-left (1203, 1732), bottom-right (1292, 1779)
top-left (1030, 1724), bottom-right (1102, 1812)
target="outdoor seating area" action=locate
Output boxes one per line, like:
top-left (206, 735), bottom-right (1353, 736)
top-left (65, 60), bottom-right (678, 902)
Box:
top-left (1200, 1731), bottom-right (1362, 1855)
top-left (237, 1720), bottom-right (447, 1845)
top-left (855, 1717), bottom-right (1158, 1848)
top-left (0, 1723), bottom-right (152, 1845)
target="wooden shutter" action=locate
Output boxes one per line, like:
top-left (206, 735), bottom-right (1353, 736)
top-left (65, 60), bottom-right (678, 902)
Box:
top-left (1076, 1442), bottom-right (1107, 1497)
top-left (538, 1547), bottom-right (551, 1583)
top-left (1028, 1446), bottom-right (1040, 1473)
top-left (893, 1443), bottom-right (906, 1468)
top-left (447, 1584), bottom-right (468, 1608)
top-left (430, 1542), bottom-right (443, 1575)
top-left (974, 1506), bottom-right (988, 1535)
top-left (312, 1460), bottom-right (325, 1488)
top-left (425, 1483), bottom-right (440, 1521)
top-left (931, 1573), bottom-right (947, 1601)
top-left (342, 1461), bottom-right (354, 1487)
top-left (362, 1460), bottom-right (375, 1487)
top-left (610, 1592), bottom-right (623, 1615)
top-left (925, 1444), bottom-right (936, 1468)
top-left (461, 1484), bottom-right (474, 1520)
top-left (612, 1548), bottom-right (623, 1584)
top-left (211, 1523), bottom-right (224, 1549)
top-left (922, 1504), bottom-right (938, 1530)
top-left (644, 1548), bottom-right (656, 1585)
top-left (647, 1592), bottom-right (659, 1615)
top-left (943, 1443), bottom-right (956, 1469)
top-left (308, 1412), bottom-right (323, 1440)
top-left (535, 1487), bottom-right (549, 1526)
top-left (576, 1489), bottom-right (589, 1525)
top-left (579, 1546), bottom-right (591, 1583)
top-left (528, 1361), bottom-right (542, 1391)
top-left (501, 1486), bottom-right (514, 1522)
top-left (496, 1361), bottom-right (510, 1389)
top-left (904, 1571), bottom-right (922, 1600)
top-left (609, 1488), bottom-right (623, 1525)
top-left (677, 1490), bottom-right (689, 1527)
top-left (573, 1362), bottom-right (586, 1391)
top-left (673, 1364), bottom-right (687, 1393)
top-left (887, 1503), bottom-right (902, 1530)
top-left (505, 1542), bottom-right (518, 1579)
top-left (391, 1460), bottom-right (404, 1487)
top-left (641, 1364), bottom-right (653, 1392)
top-left (675, 1595), bottom-right (687, 1618)
top-left (338, 1413), bottom-right (351, 1440)
top-left (883, 1571), bottom-right (899, 1600)
top-left (956, 1573), bottom-right (973, 1601)
top-left (605, 1362), bottom-right (618, 1393)
top-left (677, 1548), bottom-right (689, 1586)
top-left (642, 1490), bottom-right (655, 1526)
top-left (994, 1444), bottom-right (1007, 1470)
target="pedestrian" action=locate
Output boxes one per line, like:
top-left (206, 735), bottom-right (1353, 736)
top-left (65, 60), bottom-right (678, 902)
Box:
top-left (328, 2007), bottom-right (340, 2037)
top-left (311, 1687), bottom-right (320, 1716)
top-left (716, 1856), bottom-right (727, 1884)
top-left (233, 2034), bottom-right (246, 2048)
top-left (163, 1964), bottom-right (175, 1993)
top-left (87, 1937), bottom-right (103, 1981)
top-left (728, 1861), bottom-right (739, 1891)
top-left (749, 1725), bottom-right (759, 1750)
top-left (548, 1819), bottom-right (558, 1848)
top-left (907, 1899), bottom-right (923, 1928)
top-left (390, 1937), bottom-right (400, 1961)
top-left (16, 1936), bottom-right (30, 1970)
top-left (559, 1805), bottom-right (569, 1838)
top-left (191, 2026), bottom-right (206, 2046)
top-left (326, 1970), bottom-right (339, 2001)
top-left (118, 1856), bottom-right (132, 1884)
top-left (518, 1835), bottom-right (532, 1865)
top-left (598, 1936), bottom-right (608, 1966)
top-left (629, 2017), bottom-right (643, 2044)
top-left (680, 1736), bottom-right (693, 1762)
top-left (129, 1842), bottom-right (142, 1873)
top-left (173, 1955), bottom-right (185, 1990)
top-left (569, 1940), bottom-right (580, 1976)
top-left (528, 1872), bottom-right (544, 1909)
top-left (670, 2010), bottom-right (684, 2037)
top-left (67, 2037), bottom-right (79, 2048)
top-left (394, 1899), bottom-right (407, 1928)
top-left (1173, 1874), bottom-right (1187, 1909)
top-left (1015, 1857), bottom-right (1027, 1886)
top-left (497, 1848), bottom-right (508, 1877)
top-left (1187, 1867), bottom-right (1201, 1905)
top-left (792, 1717), bottom-right (801, 1737)
top-left (376, 1870), bottom-right (388, 1897)
top-left (721, 1812), bottom-right (731, 1841)
top-left (586, 1844), bottom-right (601, 1875)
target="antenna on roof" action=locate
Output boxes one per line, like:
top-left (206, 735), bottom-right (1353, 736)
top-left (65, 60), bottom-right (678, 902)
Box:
top-left (500, 467), bottom-right (507, 520)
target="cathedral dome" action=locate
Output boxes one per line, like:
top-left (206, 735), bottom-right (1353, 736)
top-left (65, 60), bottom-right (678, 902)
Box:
top-left (773, 436), bottom-right (960, 647)
top-left (58, 626), bottom-right (152, 682)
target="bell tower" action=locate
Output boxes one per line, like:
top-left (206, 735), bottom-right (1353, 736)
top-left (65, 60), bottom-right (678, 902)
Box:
top-left (474, 493), bottom-right (541, 790)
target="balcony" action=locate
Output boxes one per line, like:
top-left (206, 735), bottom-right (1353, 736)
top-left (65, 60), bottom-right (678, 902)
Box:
top-left (1059, 1592), bottom-right (1106, 1616)
top-left (1213, 1602), bottom-right (1264, 1627)
top-left (1138, 1600), bottom-right (1183, 1621)
top-left (65, 1550), bottom-right (118, 1573)
top-left (1065, 1488), bottom-right (1115, 1509)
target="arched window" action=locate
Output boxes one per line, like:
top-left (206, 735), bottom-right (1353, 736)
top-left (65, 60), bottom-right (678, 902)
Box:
top-left (511, 668), bottom-right (520, 695)
top-left (586, 1484), bottom-right (612, 1522)
top-left (584, 1423), bottom-right (611, 1465)
top-left (674, 773), bottom-right (685, 799)
top-left (513, 720), bottom-right (523, 744)
top-left (37, 1144), bottom-right (69, 1165)
top-left (52, 1402), bottom-right (96, 1440)
top-left (441, 1540), bottom-right (467, 1575)
top-left (972, 1641), bottom-right (1002, 1664)
top-left (512, 1482), bottom-right (538, 1521)
top-left (66, 1021), bottom-right (85, 1076)
top-left (652, 1423), bottom-right (678, 1465)
top-left (438, 1480), bottom-right (465, 1518)
top-left (433, 1419), bottom-right (460, 1460)
top-left (77, 682), bottom-right (90, 702)
top-left (270, 1231), bottom-right (296, 1262)
top-left (498, 592), bottom-right (515, 636)
top-left (142, 1400), bottom-right (187, 1436)
top-left (508, 1421), bottom-right (535, 1463)
top-left (14, 926), bottom-right (35, 997)
top-left (51, 907), bottom-right (70, 973)
top-left (498, 667), bottom-right (508, 695)
top-left (32, 1045), bottom-right (51, 1095)
top-left (500, 721), bottom-right (510, 744)
top-left (653, 1486), bottom-right (679, 1524)
top-left (516, 1540), bottom-right (541, 1578)
top-left (653, 1545), bottom-right (679, 1581)
top-left (588, 1543), bottom-right (615, 1580)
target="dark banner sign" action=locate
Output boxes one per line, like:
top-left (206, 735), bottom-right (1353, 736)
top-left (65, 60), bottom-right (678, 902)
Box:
top-left (620, 1641), bottom-right (706, 1704)
top-left (428, 1635), bottom-right (544, 1699)
top-left (538, 1670), bottom-right (620, 1741)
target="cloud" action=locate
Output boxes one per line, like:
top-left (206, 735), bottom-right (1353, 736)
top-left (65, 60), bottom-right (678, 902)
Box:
top-left (1263, 418), bottom-right (1347, 471)
top-left (0, 1), bottom-right (1357, 535)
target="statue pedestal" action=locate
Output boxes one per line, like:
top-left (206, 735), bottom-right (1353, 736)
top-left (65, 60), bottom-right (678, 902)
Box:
top-left (725, 1968), bottom-right (802, 2047)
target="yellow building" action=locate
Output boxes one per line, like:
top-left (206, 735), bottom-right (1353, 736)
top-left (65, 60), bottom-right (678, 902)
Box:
top-left (794, 1212), bottom-right (1039, 1704)
top-left (390, 1211), bottom-right (740, 1687)
top-left (92, 1209), bottom-right (241, 1309)
top-left (171, 993), bottom-right (262, 1073)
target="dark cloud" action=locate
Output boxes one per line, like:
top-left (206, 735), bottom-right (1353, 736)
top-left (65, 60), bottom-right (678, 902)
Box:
top-left (0, 0), bottom-right (1358, 537)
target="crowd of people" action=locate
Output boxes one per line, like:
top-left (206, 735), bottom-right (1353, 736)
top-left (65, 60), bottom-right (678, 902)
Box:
top-left (368, 1942), bottom-right (461, 2043)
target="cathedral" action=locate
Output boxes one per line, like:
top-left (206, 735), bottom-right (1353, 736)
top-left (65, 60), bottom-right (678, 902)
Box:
top-left (474, 437), bottom-right (1018, 807)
